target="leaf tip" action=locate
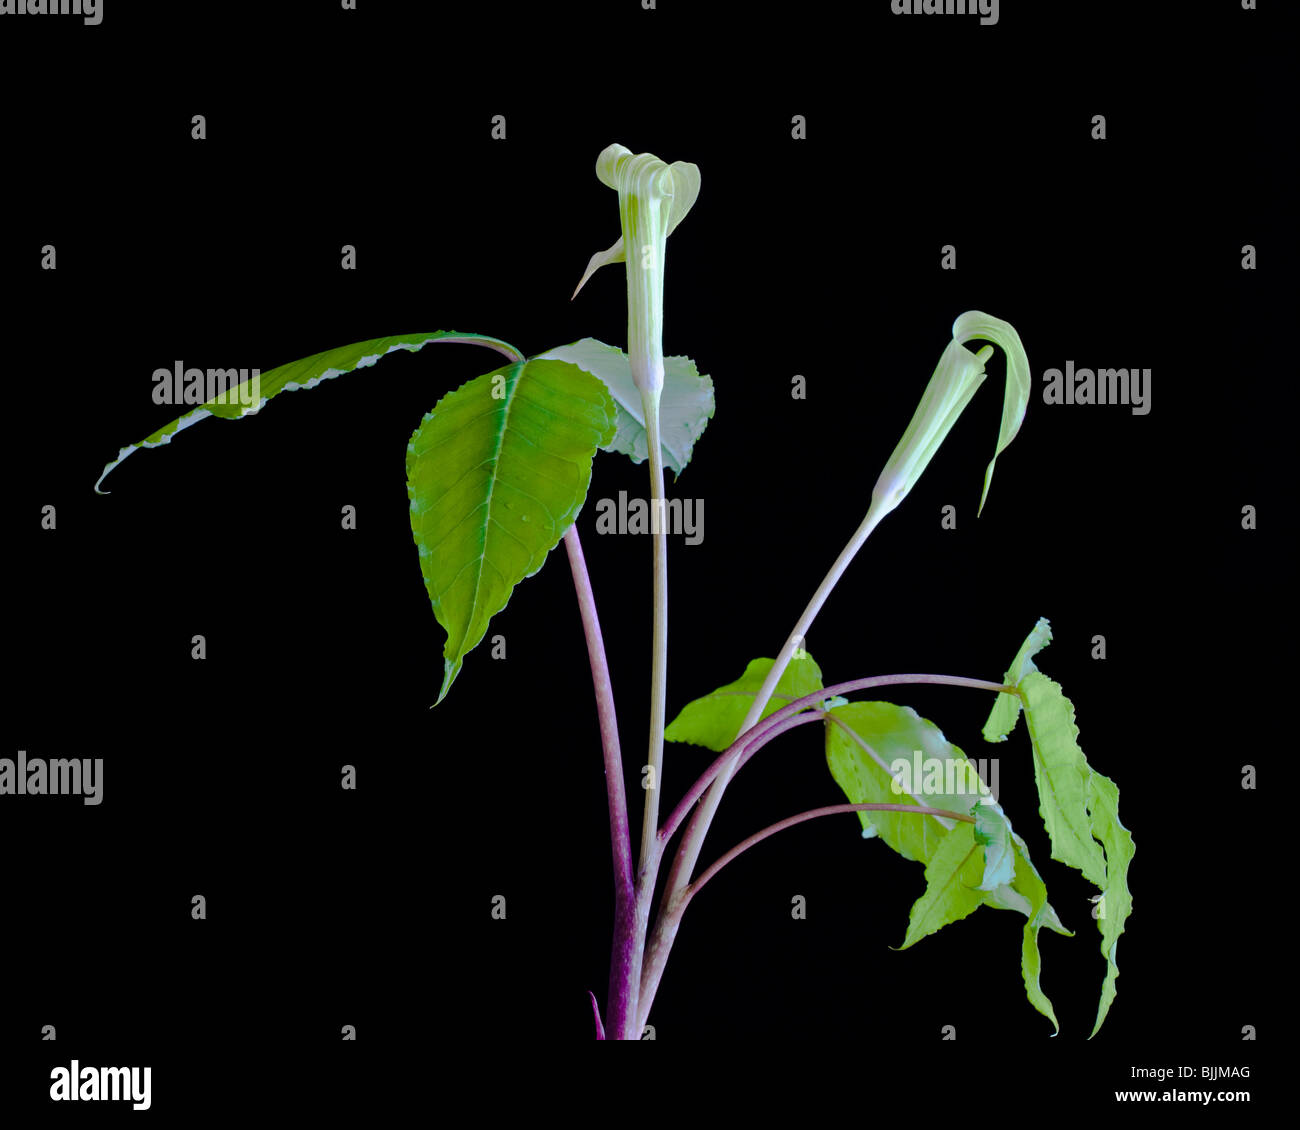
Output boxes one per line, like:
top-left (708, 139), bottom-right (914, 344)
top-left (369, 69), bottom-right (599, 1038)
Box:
top-left (434, 658), bottom-right (459, 707)
top-left (977, 458), bottom-right (996, 516)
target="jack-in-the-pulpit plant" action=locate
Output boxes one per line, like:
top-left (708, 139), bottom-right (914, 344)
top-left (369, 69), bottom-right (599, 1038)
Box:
top-left (96, 144), bottom-right (1133, 1041)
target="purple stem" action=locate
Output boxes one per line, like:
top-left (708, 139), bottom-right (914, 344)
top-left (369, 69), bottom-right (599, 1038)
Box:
top-left (563, 525), bottom-right (637, 1040)
top-left (685, 801), bottom-right (977, 905)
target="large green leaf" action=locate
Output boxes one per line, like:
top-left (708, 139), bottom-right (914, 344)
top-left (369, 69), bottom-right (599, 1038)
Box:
top-left (825, 700), bottom-right (1066, 1030)
top-left (407, 357), bottom-right (616, 704)
top-left (664, 650), bottom-right (828, 752)
top-left (536, 338), bottom-right (714, 476)
top-left (94, 331), bottom-right (522, 493)
top-left (825, 707), bottom-right (950, 860)
top-left (984, 619), bottom-right (1134, 1036)
top-left (1019, 671), bottom-right (1108, 889)
top-left (825, 701), bottom-right (1014, 890)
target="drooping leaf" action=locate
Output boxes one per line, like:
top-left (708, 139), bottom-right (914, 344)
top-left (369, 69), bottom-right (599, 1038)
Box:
top-left (94, 331), bottom-right (522, 493)
top-left (985, 855), bottom-right (1072, 938)
top-left (983, 619), bottom-right (1134, 1035)
top-left (664, 650), bottom-right (827, 752)
top-left (1004, 829), bottom-right (1063, 1034)
top-left (826, 704), bottom-right (954, 858)
top-left (406, 357), bottom-right (615, 705)
top-left (825, 702), bottom-right (1014, 890)
top-left (1019, 671), bottom-right (1108, 889)
top-left (1018, 671), bottom-right (1132, 1036)
top-left (899, 821), bottom-right (987, 949)
top-left (983, 615), bottom-right (1053, 742)
top-left (1087, 769), bottom-right (1135, 1037)
top-left (536, 338), bottom-right (714, 476)
top-left (826, 700), bottom-right (1065, 1028)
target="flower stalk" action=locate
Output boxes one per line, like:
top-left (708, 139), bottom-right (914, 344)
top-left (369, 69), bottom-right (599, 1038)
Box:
top-left (574, 142), bottom-right (700, 1039)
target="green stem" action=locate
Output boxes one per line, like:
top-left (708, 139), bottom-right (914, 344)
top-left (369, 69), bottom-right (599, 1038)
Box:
top-left (638, 390), bottom-right (669, 878)
top-left (610, 385), bottom-right (668, 1041)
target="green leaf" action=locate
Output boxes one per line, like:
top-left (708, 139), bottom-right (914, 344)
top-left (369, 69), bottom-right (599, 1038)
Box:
top-left (1019, 671), bottom-right (1108, 889)
top-left (826, 700), bottom-right (1065, 1028)
top-left (985, 859), bottom-right (1072, 940)
top-left (1004, 829), bottom-right (1063, 1034)
top-left (1087, 769), bottom-right (1135, 1037)
top-left (664, 650), bottom-right (826, 752)
top-left (983, 615), bottom-right (1053, 742)
top-left (899, 821), bottom-right (986, 949)
top-left (1019, 672), bottom-right (1133, 1035)
top-left (825, 703), bottom-right (957, 861)
top-left (94, 331), bottom-right (523, 493)
top-left (825, 701), bottom-right (1013, 890)
top-left (406, 357), bottom-right (615, 705)
top-left (984, 620), bottom-right (1135, 1035)
top-left (536, 338), bottom-right (715, 476)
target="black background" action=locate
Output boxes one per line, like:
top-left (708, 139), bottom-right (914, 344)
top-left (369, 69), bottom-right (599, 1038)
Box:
top-left (2, 0), bottom-right (1292, 1116)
